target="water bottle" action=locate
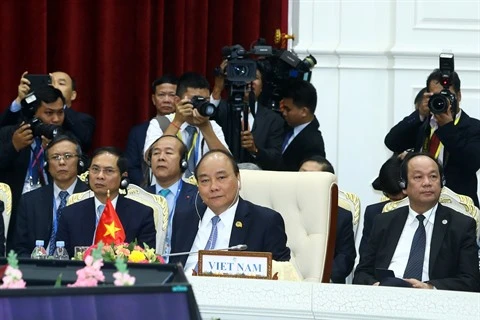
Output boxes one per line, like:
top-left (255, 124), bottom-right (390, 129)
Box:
top-left (53, 241), bottom-right (69, 260)
top-left (31, 240), bottom-right (47, 259)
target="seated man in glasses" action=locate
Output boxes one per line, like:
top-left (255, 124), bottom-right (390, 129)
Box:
top-left (57, 147), bottom-right (156, 257)
top-left (13, 134), bottom-right (89, 256)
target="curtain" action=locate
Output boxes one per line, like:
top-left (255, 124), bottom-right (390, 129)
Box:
top-left (0, 0), bottom-right (287, 150)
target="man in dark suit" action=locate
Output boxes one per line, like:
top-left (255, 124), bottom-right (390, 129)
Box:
top-left (0, 85), bottom-right (74, 251)
top-left (299, 155), bottom-right (356, 283)
top-left (14, 134), bottom-right (89, 257)
top-left (172, 149), bottom-right (290, 272)
top-left (125, 75), bottom-right (178, 186)
top-left (278, 80), bottom-right (325, 171)
top-left (354, 153), bottom-right (480, 292)
top-left (145, 135), bottom-right (198, 261)
top-left (57, 147), bottom-right (156, 257)
top-left (210, 60), bottom-right (285, 170)
top-left (359, 153), bottom-right (406, 258)
top-left (0, 71), bottom-right (95, 152)
top-left (384, 69), bottom-right (480, 206)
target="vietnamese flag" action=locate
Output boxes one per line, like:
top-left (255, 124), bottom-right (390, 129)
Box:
top-left (94, 198), bottom-right (126, 245)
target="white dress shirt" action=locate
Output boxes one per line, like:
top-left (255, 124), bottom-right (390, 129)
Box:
top-left (184, 199), bottom-right (239, 274)
top-left (389, 204), bottom-right (438, 282)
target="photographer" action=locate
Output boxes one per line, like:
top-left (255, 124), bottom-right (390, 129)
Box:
top-left (143, 72), bottom-right (229, 179)
top-left (0, 85), bottom-right (72, 250)
top-left (0, 71), bottom-right (95, 152)
top-left (385, 69), bottom-right (480, 206)
top-left (210, 59), bottom-right (285, 170)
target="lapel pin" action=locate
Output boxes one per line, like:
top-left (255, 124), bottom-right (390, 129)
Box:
top-left (235, 221), bottom-right (243, 228)
top-left (442, 219), bottom-right (448, 225)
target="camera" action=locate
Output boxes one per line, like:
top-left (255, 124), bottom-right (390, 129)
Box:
top-left (428, 53), bottom-right (457, 115)
top-left (20, 91), bottom-right (62, 139)
top-left (191, 96), bottom-right (217, 117)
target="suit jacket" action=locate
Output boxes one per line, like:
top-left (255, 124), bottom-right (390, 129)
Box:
top-left (0, 200), bottom-right (4, 256)
top-left (125, 121), bottom-right (150, 186)
top-left (359, 200), bottom-right (389, 258)
top-left (278, 116), bottom-right (326, 171)
top-left (353, 204), bottom-right (480, 292)
top-left (13, 180), bottom-right (89, 257)
top-left (170, 197), bottom-right (291, 266)
top-left (213, 101), bottom-right (285, 170)
top-left (332, 207), bottom-right (357, 283)
top-left (384, 110), bottom-right (480, 206)
top-left (56, 196), bottom-right (156, 257)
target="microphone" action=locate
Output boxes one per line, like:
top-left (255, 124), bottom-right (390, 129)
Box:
top-left (163, 244), bottom-right (248, 258)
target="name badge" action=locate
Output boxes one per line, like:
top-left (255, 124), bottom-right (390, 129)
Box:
top-left (198, 250), bottom-right (272, 279)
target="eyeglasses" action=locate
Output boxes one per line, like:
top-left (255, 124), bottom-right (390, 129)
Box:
top-left (89, 166), bottom-right (118, 176)
top-left (49, 153), bottom-right (78, 162)
top-left (156, 93), bottom-right (176, 99)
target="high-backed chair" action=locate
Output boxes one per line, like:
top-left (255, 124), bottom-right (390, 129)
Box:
top-left (338, 190), bottom-right (361, 236)
top-left (0, 183), bottom-right (12, 255)
top-left (383, 187), bottom-right (480, 235)
top-left (238, 170), bottom-right (338, 283)
top-left (67, 184), bottom-right (169, 254)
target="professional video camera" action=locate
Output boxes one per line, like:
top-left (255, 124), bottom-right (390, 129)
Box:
top-left (20, 91), bottom-right (62, 139)
top-left (191, 96), bottom-right (217, 117)
top-left (428, 53), bottom-right (457, 115)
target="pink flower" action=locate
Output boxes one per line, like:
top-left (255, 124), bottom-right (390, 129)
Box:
top-left (113, 271), bottom-right (136, 286)
top-left (0, 266), bottom-right (26, 289)
top-left (69, 257), bottom-right (105, 287)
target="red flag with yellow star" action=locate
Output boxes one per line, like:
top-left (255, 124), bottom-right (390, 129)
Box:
top-left (94, 198), bottom-right (126, 245)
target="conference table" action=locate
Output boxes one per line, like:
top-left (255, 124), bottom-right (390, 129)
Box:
top-left (188, 276), bottom-right (480, 320)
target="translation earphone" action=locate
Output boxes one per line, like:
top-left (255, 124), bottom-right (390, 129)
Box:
top-left (398, 153), bottom-right (446, 189)
top-left (146, 135), bottom-right (188, 172)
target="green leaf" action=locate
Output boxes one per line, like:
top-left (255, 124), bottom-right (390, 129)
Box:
top-left (6, 250), bottom-right (19, 269)
top-left (114, 257), bottom-right (128, 274)
top-left (92, 242), bottom-right (104, 261)
top-left (54, 273), bottom-right (63, 288)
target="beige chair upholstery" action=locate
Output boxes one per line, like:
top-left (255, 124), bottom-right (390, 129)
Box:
top-left (67, 183), bottom-right (169, 254)
top-left (339, 190), bottom-right (361, 236)
top-left (0, 183), bottom-right (12, 254)
top-left (382, 187), bottom-right (480, 234)
top-left (238, 170), bottom-right (338, 283)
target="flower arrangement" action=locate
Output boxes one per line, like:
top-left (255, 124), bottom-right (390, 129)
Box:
top-left (77, 241), bottom-right (165, 264)
top-left (0, 251), bottom-right (26, 289)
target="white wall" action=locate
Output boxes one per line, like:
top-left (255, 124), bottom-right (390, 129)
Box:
top-left (289, 0), bottom-right (480, 249)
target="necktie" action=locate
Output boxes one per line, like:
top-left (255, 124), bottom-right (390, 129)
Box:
top-left (96, 204), bottom-right (105, 227)
top-left (194, 216), bottom-right (221, 272)
top-left (31, 137), bottom-right (44, 185)
top-left (282, 129), bottom-right (293, 153)
top-left (428, 133), bottom-right (441, 158)
top-left (184, 126), bottom-right (197, 177)
top-left (159, 189), bottom-right (170, 197)
top-left (48, 191), bottom-right (69, 255)
top-left (403, 215), bottom-right (426, 281)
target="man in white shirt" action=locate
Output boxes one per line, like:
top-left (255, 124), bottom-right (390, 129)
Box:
top-left (143, 72), bottom-right (229, 180)
top-left (354, 153), bottom-right (480, 292)
top-left (170, 149), bottom-right (290, 273)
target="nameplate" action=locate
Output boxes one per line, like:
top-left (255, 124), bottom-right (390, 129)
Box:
top-left (198, 250), bottom-right (272, 279)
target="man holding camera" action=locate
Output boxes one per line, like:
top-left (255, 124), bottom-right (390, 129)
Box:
top-left (385, 67), bottom-right (480, 207)
top-left (0, 71), bottom-right (95, 152)
top-left (143, 72), bottom-right (229, 180)
top-left (0, 85), bottom-right (70, 250)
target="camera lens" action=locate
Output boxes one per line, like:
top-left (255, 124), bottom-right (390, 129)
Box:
top-left (233, 65), bottom-right (249, 77)
top-left (428, 94), bottom-right (449, 114)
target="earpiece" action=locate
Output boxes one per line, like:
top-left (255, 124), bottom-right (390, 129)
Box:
top-left (120, 176), bottom-right (130, 190)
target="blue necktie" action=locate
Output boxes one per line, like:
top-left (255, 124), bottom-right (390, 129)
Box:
top-left (48, 191), bottom-right (69, 255)
top-left (159, 189), bottom-right (170, 197)
top-left (194, 216), bottom-right (221, 272)
top-left (403, 215), bottom-right (426, 281)
top-left (282, 129), bottom-right (293, 153)
top-left (96, 204), bottom-right (105, 227)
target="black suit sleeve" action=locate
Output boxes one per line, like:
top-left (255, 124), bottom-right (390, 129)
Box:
top-left (384, 111), bottom-right (424, 152)
top-left (429, 218), bottom-right (480, 292)
top-left (56, 208), bottom-right (72, 257)
top-left (331, 209), bottom-right (356, 283)
top-left (12, 196), bottom-right (31, 257)
top-left (0, 126), bottom-right (21, 169)
top-left (125, 126), bottom-right (146, 186)
top-left (254, 111), bottom-right (284, 170)
top-left (62, 108), bottom-right (95, 152)
top-left (265, 210), bottom-right (291, 261)
top-left (136, 206), bottom-right (156, 250)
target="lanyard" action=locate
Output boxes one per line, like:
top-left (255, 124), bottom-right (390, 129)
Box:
top-left (429, 116), bottom-right (460, 159)
top-left (177, 129), bottom-right (200, 165)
